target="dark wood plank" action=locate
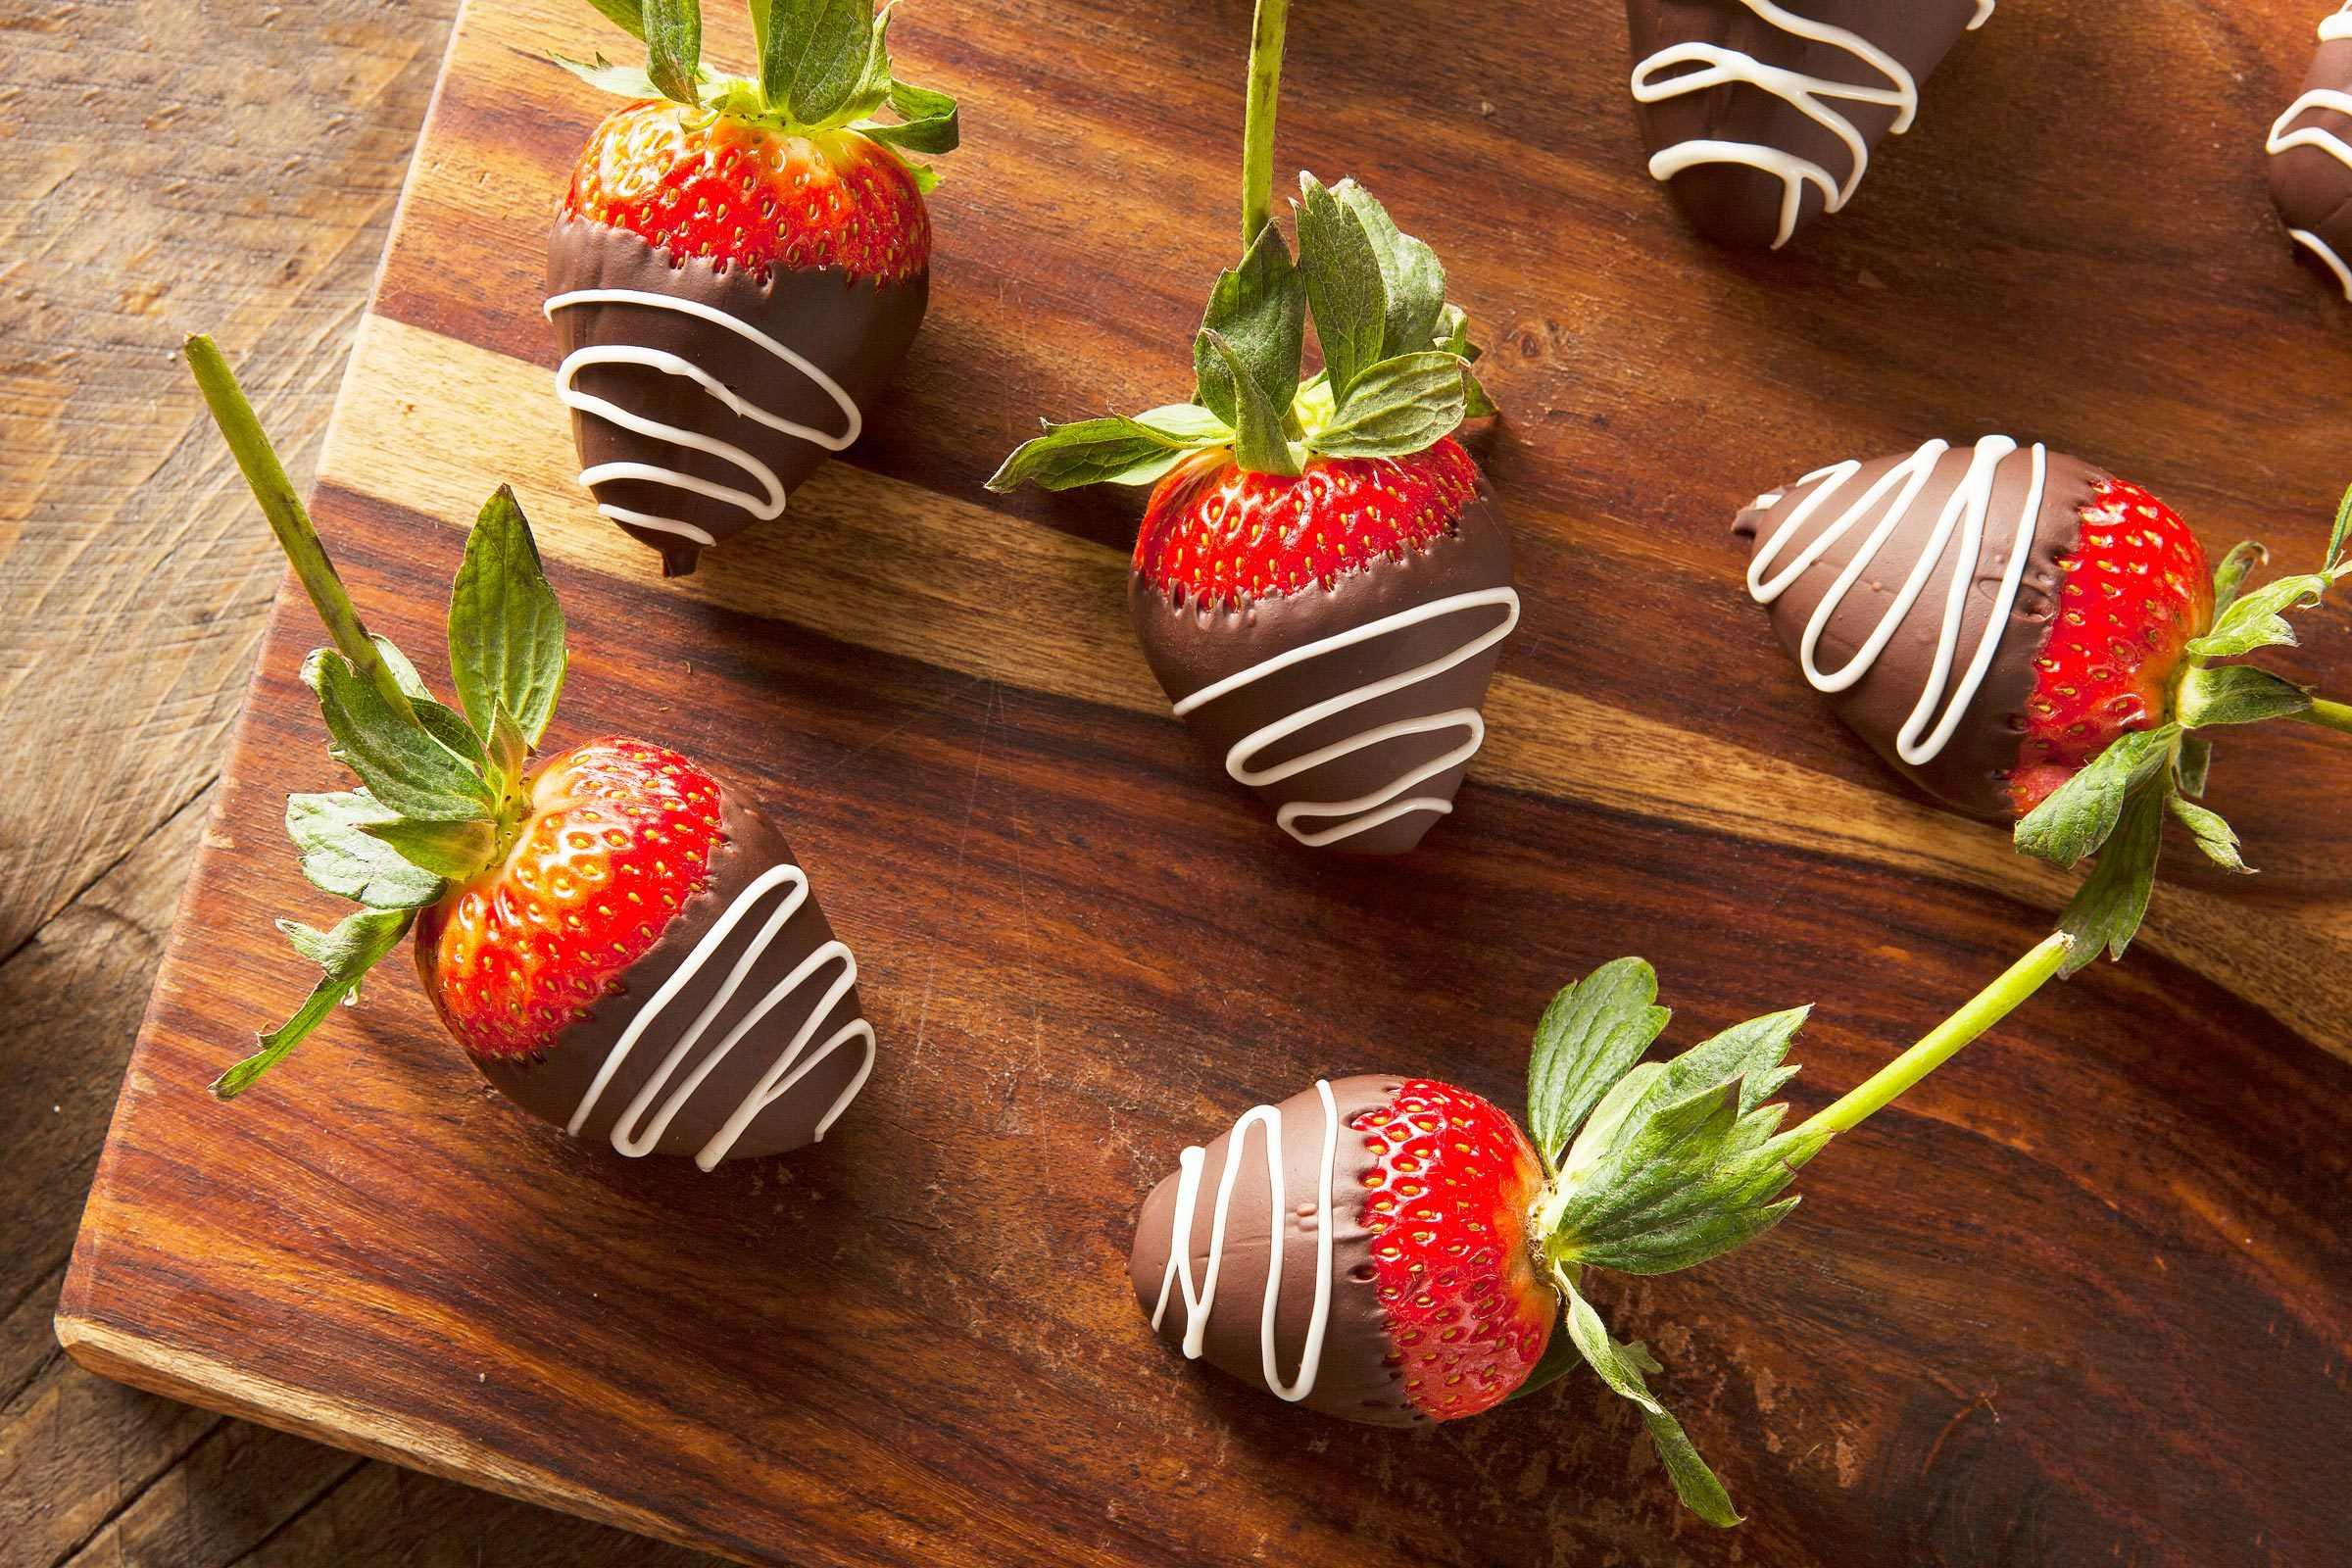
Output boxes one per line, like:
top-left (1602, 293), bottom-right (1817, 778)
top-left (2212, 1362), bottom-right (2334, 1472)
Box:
top-left (53, 0), bottom-right (2352, 1563)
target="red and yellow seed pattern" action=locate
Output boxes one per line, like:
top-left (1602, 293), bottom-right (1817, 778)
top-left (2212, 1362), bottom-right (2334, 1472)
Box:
top-left (1134, 437), bottom-right (1482, 606)
top-left (562, 100), bottom-right (929, 284)
top-left (2007, 478), bottom-right (2212, 815)
top-left (1351, 1080), bottom-right (1553, 1421)
top-left (415, 738), bottom-right (724, 1058)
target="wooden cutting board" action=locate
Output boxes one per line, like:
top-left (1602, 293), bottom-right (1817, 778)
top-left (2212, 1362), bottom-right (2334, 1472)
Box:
top-left (57, 0), bottom-right (2352, 1562)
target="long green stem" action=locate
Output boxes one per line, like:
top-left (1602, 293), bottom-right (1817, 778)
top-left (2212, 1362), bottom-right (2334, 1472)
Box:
top-left (1791, 931), bottom-right (2073, 1151)
top-left (2288, 696), bottom-right (2352, 736)
top-left (1239, 0), bottom-right (1290, 250)
top-left (183, 334), bottom-right (416, 725)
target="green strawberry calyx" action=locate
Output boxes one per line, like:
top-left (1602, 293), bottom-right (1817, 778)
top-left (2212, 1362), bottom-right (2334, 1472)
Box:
top-left (183, 334), bottom-right (572, 1100)
top-left (984, 0), bottom-right (1492, 495)
top-left (556, 0), bottom-right (959, 190)
top-left (1504, 932), bottom-right (2074, 1527)
top-left (2013, 492), bottom-right (2352, 975)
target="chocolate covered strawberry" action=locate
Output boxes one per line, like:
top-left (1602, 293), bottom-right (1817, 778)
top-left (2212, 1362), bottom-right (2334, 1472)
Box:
top-left (188, 335), bottom-right (873, 1166)
top-left (987, 0), bottom-right (1512, 854)
top-left (1737, 434), bottom-right (2352, 970)
top-left (547, 0), bottom-right (958, 575)
top-left (1627, 0), bottom-right (1995, 250)
top-left (1134, 933), bottom-right (2077, 1524)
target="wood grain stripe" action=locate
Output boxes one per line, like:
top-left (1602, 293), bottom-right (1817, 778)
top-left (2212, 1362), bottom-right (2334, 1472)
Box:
top-left (318, 314), bottom-right (2352, 1059)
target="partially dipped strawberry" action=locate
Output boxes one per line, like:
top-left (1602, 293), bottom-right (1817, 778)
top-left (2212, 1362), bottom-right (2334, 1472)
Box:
top-left (547, 0), bottom-right (957, 575)
top-left (1132, 935), bottom-right (2078, 1525)
top-left (1737, 435), bottom-right (2352, 971)
top-left (988, 0), bottom-right (1513, 854)
top-left (187, 336), bottom-right (873, 1167)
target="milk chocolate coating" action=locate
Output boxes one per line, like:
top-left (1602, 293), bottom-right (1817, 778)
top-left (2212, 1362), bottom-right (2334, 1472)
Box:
top-left (2267, 26), bottom-right (2352, 298)
top-left (1626, 0), bottom-right (1986, 248)
top-left (1128, 491), bottom-right (1515, 856)
top-left (1128, 1076), bottom-right (1427, 1426)
top-left (1734, 442), bottom-right (2104, 819)
top-left (546, 220), bottom-right (928, 575)
top-left (465, 787), bottom-right (871, 1164)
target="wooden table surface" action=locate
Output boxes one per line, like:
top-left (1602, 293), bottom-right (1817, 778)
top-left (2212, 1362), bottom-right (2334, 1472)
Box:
top-left (0, 0), bottom-right (722, 1561)
top-left (14, 1), bottom-right (2352, 1565)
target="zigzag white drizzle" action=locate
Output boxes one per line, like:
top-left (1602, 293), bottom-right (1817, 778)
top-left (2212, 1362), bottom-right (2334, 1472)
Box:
top-left (1149, 1080), bottom-right (1341, 1402)
top-left (1631, 0), bottom-right (1995, 249)
top-left (545, 288), bottom-right (862, 546)
top-left (568, 862), bottom-right (875, 1171)
top-left (1745, 435), bottom-right (2045, 767)
top-left (1174, 587), bottom-right (1521, 848)
top-left (2266, 6), bottom-right (2352, 300)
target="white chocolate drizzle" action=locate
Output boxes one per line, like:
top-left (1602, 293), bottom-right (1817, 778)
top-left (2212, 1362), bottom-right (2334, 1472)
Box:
top-left (1173, 587), bottom-right (1520, 848)
top-left (2265, 6), bottom-right (2352, 300)
top-left (1745, 435), bottom-right (2045, 767)
top-left (1631, 0), bottom-right (1993, 249)
top-left (1150, 1079), bottom-right (1341, 1402)
top-left (569, 861), bottom-right (875, 1171)
top-left (545, 288), bottom-right (863, 546)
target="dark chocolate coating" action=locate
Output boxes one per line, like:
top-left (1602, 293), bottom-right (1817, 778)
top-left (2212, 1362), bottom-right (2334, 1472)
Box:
top-left (545, 220), bottom-right (928, 575)
top-left (1626, 0), bottom-right (1987, 249)
top-left (1128, 1076), bottom-right (1426, 1426)
top-left (1128, 491), bottom-right (1516, 856)
top-left (465, 788), bottom-right (871, 1165)
top-left (2267, 23), bottom-right (2352, 298)
top-left (1734, 439), bottom-right (2103, 819)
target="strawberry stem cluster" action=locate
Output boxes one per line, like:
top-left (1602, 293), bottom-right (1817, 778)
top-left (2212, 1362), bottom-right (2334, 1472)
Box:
top-left (2015, 495), bottom-right (2352, 972)
top-left (559, 0), bottom-right (959, 188)
top-left (986, 0), bottom-right (1491, 494)
top-left (1505, 932), bottom-right (2073, 1525)
top-left (184, 335), bottom-right (573, 1099)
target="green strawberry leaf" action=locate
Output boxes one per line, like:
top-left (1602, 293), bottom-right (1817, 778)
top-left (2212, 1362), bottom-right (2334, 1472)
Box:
top-left (1525, 957), bottom-right (1670, 1168)
top-left (551, 50), bottom-right (662, 99)
top-left (761, 0), bottom-right (877, 127)
top-left (1334, 178), bottom-right (1446, 382)
top-left (368, 636), bottom-right (491, 778)
top-left (583, 0), bottom-right (647, 40)
top-left (858, 76), bottom-right (959, 155)
top-left (303, 650), bottom-right (497, 822)
top-left (986, 407), bottom-right (1229, 493)
top-left (487, 702), bottom-right (530, 801)
top-left (2328, 484), bottom-right (2352, 573)
top-left (1559, 1279), bottom-right (1741, 1528)
top-left (2186, 572), bottom-right (2333, 661)
top-left (449, 485), bottom-right (568, 749)
top-left (2168, 790), bottom-right (2250, 873)
top-left (1192, 221), bottom-right (1306, 431)
top-left (643, 0), bottom-right (703, 104)
top-left (1204, 331), bottom-right (1299, 476)
top-left (2057, 782), bottom-right (2167, 974)
top-left (1305, 350), bottom-right (1467, 460)
top-left (2210, 541), bottom-right (2266, 620)
top-left (2175, 663), bottom-right (2312, 729)
top-left (1294, 172), bottom-right (1390, 409)
top-left (285, 791), bottom-right (448, 909)
top-left (2013, 724), bottom-right (2180, 869)
top-left (217, 907), bottom-right (416, 1100)
top-left (360, 815), bottom-right (499, 880)
top-left (2177, 732), bottom-right (2213, 797)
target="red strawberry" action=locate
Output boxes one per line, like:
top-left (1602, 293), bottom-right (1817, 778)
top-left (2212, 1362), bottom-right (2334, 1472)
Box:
top-left (186, 334), bottom-right (874, 1164)
top-left (1352, 1079), bottom-right (1553, 1420)
top-left (1739, 433), bottom-right (2350, 972)
top-left (990, 9), bottom-right (1516, 856)
top-left (1133, 938), bottom-right (2079, 1525)
top-left (546, 0), bottom-right (958, 574)
top-left (1133, 439), bottom-right (1482, 605)
top-left (561, 101), bottom-right (930, 284)
top-left (2008, 478), bottom-right (2212, 815)
top-left (413, 738), bottom-right (724, 1057)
